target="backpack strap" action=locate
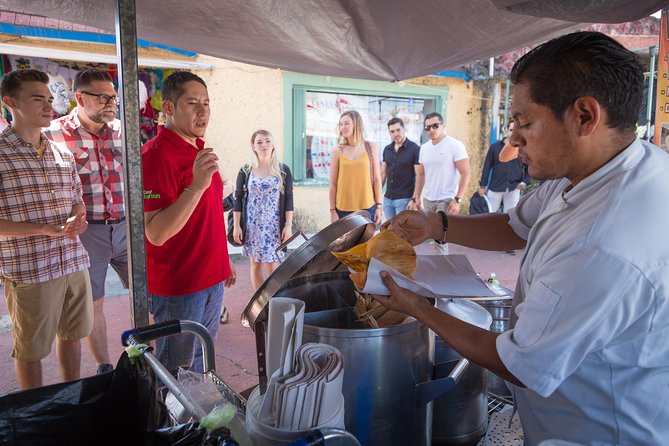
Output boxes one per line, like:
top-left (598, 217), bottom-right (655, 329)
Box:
top-left (363, 141), bottom-right (375, 190)
top-left (242, 163), bottom-right (252, 195)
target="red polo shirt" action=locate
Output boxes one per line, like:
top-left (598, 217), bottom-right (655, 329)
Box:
top-left (142, 126), bottom-right (230, 295)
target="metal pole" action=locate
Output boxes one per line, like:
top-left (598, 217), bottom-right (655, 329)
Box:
top-left (489, 58), bottom-right (500, 145)
top-left (503, 78), bottom-right (511, 129)
top-left (115, 0), bottom-right (149, 328)
top-left (646, 45), bottom-right (657, 140)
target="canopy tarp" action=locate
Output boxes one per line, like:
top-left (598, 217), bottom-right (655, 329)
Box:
top-left (2, 0), bottom-right (665, 81)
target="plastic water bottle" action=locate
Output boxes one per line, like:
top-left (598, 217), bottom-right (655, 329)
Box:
top-left (486, 273), bottom-right (507, 296)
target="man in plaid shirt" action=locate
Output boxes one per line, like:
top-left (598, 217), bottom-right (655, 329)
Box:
top-left (0, 69), bottom-right (92, 389)
top-left (45, 69), bottom-right (128, 376)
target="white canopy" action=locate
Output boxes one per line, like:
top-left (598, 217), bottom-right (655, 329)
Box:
top-left (3, 0), bottom-right (665, 81)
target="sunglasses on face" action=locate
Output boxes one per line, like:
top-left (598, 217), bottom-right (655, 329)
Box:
top-left (80, 91), bottom-right (119, 105)
top-left (424, 123), bottom-right (441, 131)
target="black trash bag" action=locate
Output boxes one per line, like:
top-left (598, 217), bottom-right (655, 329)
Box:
top-left (0, 352), bottom-right (168, 446)
top-left (151, 423), bottom-right (236, 446)
top-left (469, 192), bottom-right (491, 215)
top-left (151, 423), bottom-right (205, 446)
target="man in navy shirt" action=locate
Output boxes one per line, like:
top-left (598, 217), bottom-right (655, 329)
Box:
top-left (381, 117), bottom-right (422, 219)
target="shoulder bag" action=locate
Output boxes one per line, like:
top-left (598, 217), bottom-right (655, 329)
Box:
top-left (227, 164), bottom-right (251, 247)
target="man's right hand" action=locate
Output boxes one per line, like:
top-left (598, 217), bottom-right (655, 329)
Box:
top-left (406, 199), bottom-right (421, 211)
top-left (43, 214), bottom-right (86, 239)
top-left (382, 210), bottom-right (439, 246)
top-left (190, 147), bottom-right (219, 192)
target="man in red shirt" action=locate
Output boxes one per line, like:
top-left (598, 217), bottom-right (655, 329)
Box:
top-left (142, 71), bottom-right (236, 375)
top-left (45, 69), bottom-right (127, 375)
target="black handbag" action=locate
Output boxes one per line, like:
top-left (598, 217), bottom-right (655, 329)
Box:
top-left (226, 165), bottom-right (251, 247)
top-left (222, 193), bottom-right (234, 212)
top-left (469, 192), bottom-right (490, 215)
top-left (470, 168), bottom-right (492, 215)
top-left (226, 210), bottom-right (241, 246)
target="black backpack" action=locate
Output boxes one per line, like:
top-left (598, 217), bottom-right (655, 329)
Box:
top-left (469, 192), bottom-right (491, 215)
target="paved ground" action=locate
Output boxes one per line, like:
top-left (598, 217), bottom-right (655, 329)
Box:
top-left (0, 241), bottom-right (522, 396)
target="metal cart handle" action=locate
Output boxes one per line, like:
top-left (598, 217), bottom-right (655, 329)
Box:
top-left (122, 320), bottom-right (216, 374)
top-left (122, 319), bottom-right (182, 345)
top-left (274, 230), bottom-right (308, 254)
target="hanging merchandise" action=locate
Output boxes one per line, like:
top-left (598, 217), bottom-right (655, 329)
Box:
top-left (139, 79), bottom-right (157, 143)
top-left (46, 62), bottom-right (73, 116)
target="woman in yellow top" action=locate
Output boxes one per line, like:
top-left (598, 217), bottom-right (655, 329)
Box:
top-left (329, 110), bottom-right (383, 225)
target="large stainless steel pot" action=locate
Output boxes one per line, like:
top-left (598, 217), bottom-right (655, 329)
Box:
top-left (433, 337), bottom-right (487, 445)
top-left (242, 212), bottom-right (470, 446)
top-left (272, 270), bottom-right (459, 445)
top-left (477, 299), bottom-right (512, 397)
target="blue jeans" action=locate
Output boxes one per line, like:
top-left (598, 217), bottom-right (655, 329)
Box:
top-left (336, 205), bottom-right (376, 222)
top-left (149, 282), bottom-right (224, 376)
top-left (383, 197), bottom-right (412, 220)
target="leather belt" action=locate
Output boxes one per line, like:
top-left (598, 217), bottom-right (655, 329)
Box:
top-left (87, 217), bottom-right (126, 225)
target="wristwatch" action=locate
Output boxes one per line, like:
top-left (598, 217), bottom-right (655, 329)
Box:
top-left (434, 210), bottom-right (449, 244)
top-left (453, 196), bottom-right (462, 204)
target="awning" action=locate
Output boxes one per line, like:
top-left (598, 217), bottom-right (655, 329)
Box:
top-left (2, 0), bottom-right (665, 81)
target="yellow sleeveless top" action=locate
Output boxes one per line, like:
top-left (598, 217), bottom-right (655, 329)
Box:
top-left (335, 149), bottom-right (375, 211)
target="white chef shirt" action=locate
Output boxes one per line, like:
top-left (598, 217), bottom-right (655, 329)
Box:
top-left (498, 138), bottom-right (669, 445)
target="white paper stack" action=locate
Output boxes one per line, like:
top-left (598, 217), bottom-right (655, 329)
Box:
top-left (269, 343), bottom-right (344, 430)
top-left (258, 298), bottom-right (345, 430)
top-left (362, 254), bottom-right (497, 298)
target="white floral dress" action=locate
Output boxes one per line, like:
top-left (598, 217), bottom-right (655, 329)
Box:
top-left (242, 173), bottom-right (284, 262)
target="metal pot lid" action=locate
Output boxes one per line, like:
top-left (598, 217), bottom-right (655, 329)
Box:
top-left (241, 211), bottom-right (375, 329)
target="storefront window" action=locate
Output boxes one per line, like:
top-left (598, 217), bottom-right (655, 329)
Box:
top-left (304, 90), bottom-right (434, 181)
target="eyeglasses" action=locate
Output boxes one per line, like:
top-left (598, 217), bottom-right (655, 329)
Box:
top-left (80, 91), bottom-right (119, 105)
top-left (424, 123), bottom-right (441, 131)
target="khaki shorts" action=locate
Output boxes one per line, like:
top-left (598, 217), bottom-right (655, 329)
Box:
top-left (423, 197), bottom-right (452, 213)
top-left (4, 269), bottom-right (93, 361)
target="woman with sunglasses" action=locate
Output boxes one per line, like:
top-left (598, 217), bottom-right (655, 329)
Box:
top-left (329, 110), bottom-right (383, 224)
top-left (231, 130), bottom-right (293, 291)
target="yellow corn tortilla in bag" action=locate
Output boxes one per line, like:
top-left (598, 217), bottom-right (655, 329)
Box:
top-left (365, 230), bottom-right (417, 278)
top-left (350, 271), bottom-right (368, 291)
top-left (332, 230), bottom-right (416, 291)
top-left (331, 242), bottom-right (369, 272)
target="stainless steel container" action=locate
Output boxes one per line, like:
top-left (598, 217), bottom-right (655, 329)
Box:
top-left (242, 212), bottom-right (470, 446)
top-left (273, 271), bottom-right (435, 445)
top-left (477, 299), bottom-right (512, 397)
top-left (432, 337), bottom-right (487, 445)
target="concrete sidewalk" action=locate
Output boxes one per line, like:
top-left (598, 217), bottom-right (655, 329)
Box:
top-left (0, 242), bottom-right (522, 396)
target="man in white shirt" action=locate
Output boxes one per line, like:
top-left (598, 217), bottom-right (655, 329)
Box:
top-left (375, 31), bottom-right (669, 445)
top-left (416, 112), bottom-right (470, 215)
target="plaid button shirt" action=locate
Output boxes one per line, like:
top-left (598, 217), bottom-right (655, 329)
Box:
top-left (0, 127), bottom-right (89, 283)
top-left (45, 109), bottom-right (125, 220)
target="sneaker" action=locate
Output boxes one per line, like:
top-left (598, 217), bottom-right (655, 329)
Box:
top-left (96, 363), bottom-right (114, 375)
top-left (220, 307), bottom-right (229, 324)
